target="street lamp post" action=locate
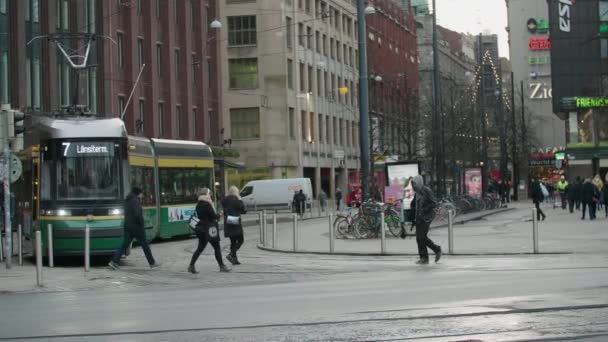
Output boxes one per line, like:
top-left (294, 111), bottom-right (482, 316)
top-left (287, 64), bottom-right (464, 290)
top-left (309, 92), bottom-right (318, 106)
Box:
top-left (356, 1), bottom-right (373, 201)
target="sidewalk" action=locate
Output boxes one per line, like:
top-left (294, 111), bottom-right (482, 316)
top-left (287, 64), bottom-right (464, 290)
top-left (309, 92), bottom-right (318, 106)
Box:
top-left (258, 200), bottom-right (608, 255)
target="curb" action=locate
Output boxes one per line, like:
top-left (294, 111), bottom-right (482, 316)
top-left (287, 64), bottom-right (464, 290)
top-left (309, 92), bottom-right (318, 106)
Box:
top-left (256, 244), bottom-right (572, 256)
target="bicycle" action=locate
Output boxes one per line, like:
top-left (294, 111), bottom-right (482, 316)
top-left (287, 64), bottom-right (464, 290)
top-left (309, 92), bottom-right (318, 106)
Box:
top-left (333, 207), bottom-right (358, 239)
top-left (354, 200), bottom-right (403, 239)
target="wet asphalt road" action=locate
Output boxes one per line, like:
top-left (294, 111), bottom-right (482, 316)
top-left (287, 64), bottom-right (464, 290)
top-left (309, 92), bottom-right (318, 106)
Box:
top-left (1, 258), bottom-right (608, 341)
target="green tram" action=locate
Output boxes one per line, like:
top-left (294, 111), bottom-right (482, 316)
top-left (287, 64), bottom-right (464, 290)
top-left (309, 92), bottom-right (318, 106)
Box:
top-left (15, 117), bottom-right (214, 256)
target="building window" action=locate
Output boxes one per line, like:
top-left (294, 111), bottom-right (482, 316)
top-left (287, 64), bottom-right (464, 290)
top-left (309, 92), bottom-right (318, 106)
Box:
top-left (289, 107), bottom-right (295, 139)
top-left (307, 26), bottom-right (312, 49)
top-left (56, 0), bottom-right (69, 30)
top-left (118, 95), bottom-right (126, 118)
top-left (301, 111), bottom-right (307, 141)
top-left (308, 65), bottom-right (313, 95)
top-left (0, 52), bottom-right (8, 104)
top-left (156, 0), bottom-right (160, 18)
top-left (156, 43), bottom-right (162, 77)
top-left (229, 58), bottom-right (258, 89)
top-left (333, 117), bottom-right (337, 144)
top-left (228, 16), bottom-right (257, 46)
top-left (192, 108), bottom-right (198, 138)
top-left (309, 112), bottom-right (315, 142)
top-left (317, 68), bottom-right (322, 97)
top-left (231, 107), bottom-right (260, 139)
top-left (286, 17), bottom-right (293, 48)
top-left (336, 40), bottom-right (341, 62)
top-left (85, 0), bottom-right (95, 33)
top-left (299, 62), bottom-right (306, 92)
top-left (117, 32), bottom-right (124, 67)
top-left (0, 0), bottom-right (6, 14)
top-left (88, 67), bottom-right (97, 113)
top-left (318, 113), bottom-right (324, 143)
top-left (330, 38), bottom-right (334, 59)
top-left (158, 103), bottom-right (164, 137)
top-left (326, 115), bottom-right (330, 145)
top-left (58, 60), bottom-right (71, 106)
top-left (322, 34), bottom-right (327, 56)
top-left (138, 100), bottom-right (145, 135)
top-left (298, 23), bottom-right (305, 47)
top-left (176, 105), bottom-right (182, 137)
top-left (339, 118), bottom-right (343, 145)
top-left (174, 49), bottom-right (180, 80)
top-left (315, 31), bottom-right (321, 53)
top-left (137, 38), bottom-right (144, 68)
top-left (287, 59), bottom-right (294, 89)
top-left (173, 0), bottom-right (177, 22)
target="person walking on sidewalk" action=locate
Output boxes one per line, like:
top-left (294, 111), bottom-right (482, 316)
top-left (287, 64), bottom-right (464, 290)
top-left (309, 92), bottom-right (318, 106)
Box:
top-left (109, 187), bottom-right (159, 270)
top-left (188, 188), bottom-right (230, 274)
top-left (410, 175), bottom-right (442, 265)
top-left (566, 179), bottom-right (578, 213)
top-left (556, 176), bottom-right (569, 210)
top-left (574, 177), bottom-right (583, 210)
top-left (531, 178), bottom-right (546, 221)
top-left (221, 186), bottom-right (246, 265)
top-left (581, 178), bottom-right (598, 220)
top-left (335, 188), bottom-right (343, 211)
top-left (319, 189), bottom-right (328, 212)
top-left (293, 189), bottom-right (307, 218)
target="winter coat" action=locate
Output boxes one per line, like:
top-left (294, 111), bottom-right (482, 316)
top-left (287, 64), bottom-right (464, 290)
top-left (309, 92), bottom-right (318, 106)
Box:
top-left (531, 181), bottom-right (544, 203)
top-left (581, 182), bottom-right (597, 204)
top-left (221, 195), bottom-right (246, 238)
top-left (319, 191), bottom-right (328, 207)
top-left (566, 182), bottom-right (579, 200)
top-left (602, 185), bottom-right (608, 204)
top-left (411, 176), bottom-right (437, 224)
top-left (195, 200), bottom-right (220, 228)
top-left (123, 192), bottom-right (145, 232)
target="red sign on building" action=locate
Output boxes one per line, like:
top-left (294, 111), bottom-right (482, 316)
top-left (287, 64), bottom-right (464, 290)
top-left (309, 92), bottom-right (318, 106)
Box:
top-left (529, 37), bottom-right (551, 50)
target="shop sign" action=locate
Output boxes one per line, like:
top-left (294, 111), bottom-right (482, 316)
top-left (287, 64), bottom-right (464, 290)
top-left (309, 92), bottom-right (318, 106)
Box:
top-left (528, 55), bottom-right (551, 65)
top-left (527, 17), bottom-right (549, 34)
top-left (529, 37), bottom-right (551, 50)
top-left (558, 0), bottom-right (573, 33)
top-left (561, 97), bottom-right (608, 110)
top-left (529, 158), bottom-right (556, 167)
top-left (529, 82), bottom-right (552, 100)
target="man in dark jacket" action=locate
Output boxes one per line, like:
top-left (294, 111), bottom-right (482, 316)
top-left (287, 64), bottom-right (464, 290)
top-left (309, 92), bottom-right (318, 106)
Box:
top-left (109, 187), bottom-right (158, 269)
top-left (410, 175), bottom-right (441, 264)
top-left (566, 179), bottom-right (578, 213)
top-left (293, 190), bottom-right (307, 217)
top-left (581, 178), bottom-right (597, 220)
top-left (573, 177), bottom-right (583, 210)
top-left (531, 178), bottom-right (546, 221)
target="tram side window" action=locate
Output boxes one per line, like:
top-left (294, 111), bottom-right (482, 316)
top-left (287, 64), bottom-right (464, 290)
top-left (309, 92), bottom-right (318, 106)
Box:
top-left (130, 166), bottom-right (156, 206)
top-left (159, 168), bottom-right (212, 205)
top-left (40, 160), bottom-right (51, 200)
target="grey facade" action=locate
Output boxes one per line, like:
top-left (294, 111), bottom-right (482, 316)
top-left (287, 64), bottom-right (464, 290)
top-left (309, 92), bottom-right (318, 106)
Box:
top-left (219, 0), bottom-right (360, 198)
top-left (506, 0), bottom-right (566, 150)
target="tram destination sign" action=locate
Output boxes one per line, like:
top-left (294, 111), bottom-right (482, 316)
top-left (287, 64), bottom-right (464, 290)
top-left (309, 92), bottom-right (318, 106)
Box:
top-left (62, 142), bottom-right (115, 157)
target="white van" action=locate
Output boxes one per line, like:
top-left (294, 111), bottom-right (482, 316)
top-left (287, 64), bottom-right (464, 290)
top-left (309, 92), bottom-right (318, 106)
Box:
top-left (239, 178), bottom-right (313, 210)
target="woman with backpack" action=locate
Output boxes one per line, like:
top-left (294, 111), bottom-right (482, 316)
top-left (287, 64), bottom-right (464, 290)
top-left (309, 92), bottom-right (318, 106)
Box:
top-left (531, 178), bottom-right (546, 221)
top-left (188, 188), bottom-right (230, 274)
top-left (221, 186), bottom-right (247, 265)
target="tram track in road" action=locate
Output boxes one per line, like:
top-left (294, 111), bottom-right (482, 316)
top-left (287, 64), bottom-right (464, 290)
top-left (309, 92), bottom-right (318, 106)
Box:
top-left (3, 303), bottom-right (608, 341)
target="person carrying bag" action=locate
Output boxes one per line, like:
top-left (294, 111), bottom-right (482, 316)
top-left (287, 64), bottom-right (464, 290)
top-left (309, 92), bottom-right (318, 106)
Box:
top-left (188, 188), bottom-right (230, 274)
top-left (221, 186), bottom-right (247, 265)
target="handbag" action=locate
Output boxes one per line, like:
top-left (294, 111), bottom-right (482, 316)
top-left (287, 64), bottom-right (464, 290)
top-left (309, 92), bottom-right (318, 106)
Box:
top-left (188, 212), bottom-right (199, 230)
top-left (226, 215), bottom-right (241, 225)
top-left (203, 223), bottom-right (220, 242)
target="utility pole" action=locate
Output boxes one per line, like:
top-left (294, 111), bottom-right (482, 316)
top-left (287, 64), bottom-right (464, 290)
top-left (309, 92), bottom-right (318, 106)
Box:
top-left (511, 71), bottom-right (518, 201)
top-left (357, 0), bottom-right (371, 201)
top-left (431, 0), bottom-right (442, 195)
top-left (478, 34), bottom-right (488, 198)
top-left (520, 80), bottom-right (526, 197)
top-left (1, 104), bottom-right (11, 269)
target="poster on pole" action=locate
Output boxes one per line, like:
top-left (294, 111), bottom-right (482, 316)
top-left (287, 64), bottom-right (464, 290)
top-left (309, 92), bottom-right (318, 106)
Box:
top-left (464, 168), bottom-right (482, 199)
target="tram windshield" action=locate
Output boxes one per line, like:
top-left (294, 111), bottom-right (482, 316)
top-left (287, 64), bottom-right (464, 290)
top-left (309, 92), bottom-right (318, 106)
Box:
top-left (41, 141), bottom-right (126, 201)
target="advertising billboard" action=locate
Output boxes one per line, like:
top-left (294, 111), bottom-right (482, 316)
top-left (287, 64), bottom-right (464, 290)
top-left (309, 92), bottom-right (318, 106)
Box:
top-left (464, 168), bottom-right (483, 199)
top-left (548, 0), bottom-right (601, 116)
top-left (385, 161), bottom-right (420, 187)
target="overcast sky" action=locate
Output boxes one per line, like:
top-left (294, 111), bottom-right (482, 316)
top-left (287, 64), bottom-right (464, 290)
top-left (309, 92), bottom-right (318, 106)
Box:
top-left (435, 0), bottom-right (509, 58)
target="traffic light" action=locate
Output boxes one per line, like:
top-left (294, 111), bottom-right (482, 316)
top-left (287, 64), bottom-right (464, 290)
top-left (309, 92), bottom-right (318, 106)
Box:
top-left (7, 109), bottom-right (24, 152)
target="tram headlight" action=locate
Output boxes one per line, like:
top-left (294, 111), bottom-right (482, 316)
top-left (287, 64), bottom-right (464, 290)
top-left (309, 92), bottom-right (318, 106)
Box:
top-left (109, 208), bottom-right (124, 216)
top-left (57, 209), bottom-right (71, 216)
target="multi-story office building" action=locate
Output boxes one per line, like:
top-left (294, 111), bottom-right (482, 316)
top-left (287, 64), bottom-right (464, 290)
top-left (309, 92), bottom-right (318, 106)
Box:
top-left (548, 0), bottom-right (608, 178)
top-left (506, 0), bottom-right (567, 197)
top-left (219, 0), bottom-right (360, 197)
top-left (0, 0), bottom-right (222, 144)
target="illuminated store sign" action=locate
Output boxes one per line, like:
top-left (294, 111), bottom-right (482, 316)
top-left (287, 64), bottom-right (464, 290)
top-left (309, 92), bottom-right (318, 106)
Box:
top-left (529, 37), bottom-right (551, 50)
top-left (529, 56), bottom-right (551, 65)
top-left (527, 18), bottom-right (549, 34)
top-left (561, 97), bottom-right (608, 110)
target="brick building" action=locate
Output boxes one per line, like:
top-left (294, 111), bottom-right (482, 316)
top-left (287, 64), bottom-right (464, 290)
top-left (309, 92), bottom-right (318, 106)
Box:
top-left (0, 0), bottom-right (222, 144)
top-left (365, 0), bottom-right (419, 159)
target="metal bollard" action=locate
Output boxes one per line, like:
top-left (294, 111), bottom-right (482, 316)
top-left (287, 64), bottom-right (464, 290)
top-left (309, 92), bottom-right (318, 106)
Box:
top-left (84, 225), bottom-right (90, 272)
top-left (258, 212), bottom-right (263, 245)
top-left (329, 214), bottom-right (334, 253)
top-left (35, 230), bottom-right (42, 287)
top-left (318, 200), bottom-right (322, 217)
top-left (448, 209), bottom-right (454, 254)
top-left (18, 224), bottom-right (22, 266)
top-left (292, 214), bottom-right (298, 251)
top-left (47, 224), bottom-right (54, 268)
top-left (380, 212), bottom-right (386, 255)
top-left (532, 208), bottom-right (539, 254)
top-left (262, 210), bottom-right (267, 246)
top-left (272, 213), bottom-right (277, 248)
